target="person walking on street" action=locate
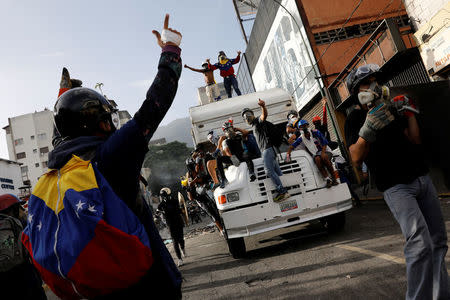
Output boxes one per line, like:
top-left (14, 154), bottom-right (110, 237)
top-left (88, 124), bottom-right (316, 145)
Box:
top-left (0, 194), bottom-right (47, 299)
top-left (207, 51), bottom-right (242, 98)
top-left (347, 63), bottom-right (449, 300)
top-left (21, 14), bottom-right (184, 299)
top-left (157, 188), bottom-right (186, 267)
top-left (242, 99), bottom-right (289, 202)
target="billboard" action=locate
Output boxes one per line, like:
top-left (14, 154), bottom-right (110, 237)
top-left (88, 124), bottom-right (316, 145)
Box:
top-left (251, 0), bottom-right (321, 111)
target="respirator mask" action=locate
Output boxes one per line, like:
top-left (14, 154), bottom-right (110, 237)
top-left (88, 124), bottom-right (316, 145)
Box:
top-left (358, 82), bottom-right (390, 107)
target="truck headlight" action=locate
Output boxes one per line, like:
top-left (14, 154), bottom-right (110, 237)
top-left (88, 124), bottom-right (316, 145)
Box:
top-left (226, 192), bottom-right (239, 202)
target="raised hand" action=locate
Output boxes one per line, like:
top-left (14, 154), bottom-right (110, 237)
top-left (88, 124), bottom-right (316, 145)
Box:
top-left (258, 98), bottom-right (265, 107)
top-left (237, 51), bottom-right (241, 56)
top-left (152, 14), bottom-right (182, 48)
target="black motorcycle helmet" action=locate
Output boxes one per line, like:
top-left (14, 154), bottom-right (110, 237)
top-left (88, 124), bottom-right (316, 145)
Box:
top-left (54, 87), bottom-right (117, 139)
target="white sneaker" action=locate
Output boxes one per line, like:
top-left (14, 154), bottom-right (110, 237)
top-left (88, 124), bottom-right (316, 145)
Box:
top-left (181, 248), bottom-right (186, 258)
top-left (177, 259), bottom-right (183, 267)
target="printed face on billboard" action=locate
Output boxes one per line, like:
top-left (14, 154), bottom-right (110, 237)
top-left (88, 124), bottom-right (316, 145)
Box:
top-left (252, 0), bottom-right (321, 111)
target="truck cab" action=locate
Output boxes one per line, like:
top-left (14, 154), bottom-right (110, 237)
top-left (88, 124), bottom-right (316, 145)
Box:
top-left (189, 88), bottom-right (352, 258)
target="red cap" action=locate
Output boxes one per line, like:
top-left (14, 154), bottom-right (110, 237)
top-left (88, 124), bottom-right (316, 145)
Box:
top-left (0, 194), bottom-right (24, 211)
top-left (312, 116), bottom-right (321, 122)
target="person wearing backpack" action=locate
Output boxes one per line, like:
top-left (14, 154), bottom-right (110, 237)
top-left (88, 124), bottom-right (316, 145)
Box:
top-left (0, 194), bottom-right (47, 299)
top-left (242, 99), bottom-right (290, 202)
top-left (21, 14), bottom-right (183, 299)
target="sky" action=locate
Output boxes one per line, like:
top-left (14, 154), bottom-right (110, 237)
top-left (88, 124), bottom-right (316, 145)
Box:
top-left (0, 0), bottom-right (247, 159)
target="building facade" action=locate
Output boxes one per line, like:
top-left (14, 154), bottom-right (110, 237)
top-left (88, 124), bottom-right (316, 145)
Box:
top-left (0, 158), bottom-right (24, 197)
top-left (3, 109), bottom-right (54, 188)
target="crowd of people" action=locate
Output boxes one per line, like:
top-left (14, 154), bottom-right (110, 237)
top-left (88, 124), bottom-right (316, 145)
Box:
top-left (0, 11), bottom-right (447, 300)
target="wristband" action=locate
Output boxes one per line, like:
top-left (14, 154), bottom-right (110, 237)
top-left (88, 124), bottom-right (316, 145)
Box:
top-left (161, 29), bottom-right (182, 46)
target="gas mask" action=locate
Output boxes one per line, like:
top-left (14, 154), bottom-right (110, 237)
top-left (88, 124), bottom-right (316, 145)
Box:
top-left (358, 82), bottom-right (390, 107)
top-left (243, 111), bottom-right (255, 125)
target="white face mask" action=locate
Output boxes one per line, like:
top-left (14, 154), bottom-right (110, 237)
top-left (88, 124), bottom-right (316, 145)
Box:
top-left (357, 90), bottom-right (375, 105)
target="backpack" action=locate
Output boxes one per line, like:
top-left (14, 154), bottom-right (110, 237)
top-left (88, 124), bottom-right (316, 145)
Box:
top-left (0, 213), bottom-right (25, 272)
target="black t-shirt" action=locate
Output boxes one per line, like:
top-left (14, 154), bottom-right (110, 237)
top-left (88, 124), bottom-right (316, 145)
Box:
top-left (251, 118), bottom-right (272, 150)
top-left (223, 137), bottom-right (244, 155)
top-left (347, 111), bottom-right (428, 191)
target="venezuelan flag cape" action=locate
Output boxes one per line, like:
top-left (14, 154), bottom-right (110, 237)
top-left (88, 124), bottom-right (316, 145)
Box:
top-left (22, 155), bottom-right (153, 299)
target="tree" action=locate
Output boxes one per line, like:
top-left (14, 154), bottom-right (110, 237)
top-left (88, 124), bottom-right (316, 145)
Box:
top-left (143, 141), bottom-right (193, 196)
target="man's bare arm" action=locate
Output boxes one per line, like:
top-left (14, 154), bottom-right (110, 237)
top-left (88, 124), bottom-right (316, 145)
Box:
top-left (234, 127), bottom-right (249, 138)
top-left (404, 114), bottom-right (421, 144)
top-left (349, 137), bottom-right (370, 168)
top-left (184, 64), bottom-right (204, 73)
top-left (258, 99), bottom-right (268, 121)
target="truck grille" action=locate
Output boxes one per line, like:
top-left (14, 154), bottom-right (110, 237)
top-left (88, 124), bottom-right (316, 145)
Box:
top-left (254, 158), bottom-right (317, 200)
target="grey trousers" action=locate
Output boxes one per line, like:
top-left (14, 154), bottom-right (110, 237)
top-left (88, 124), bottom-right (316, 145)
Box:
top-left (384, 174), bottom-right (449, 300)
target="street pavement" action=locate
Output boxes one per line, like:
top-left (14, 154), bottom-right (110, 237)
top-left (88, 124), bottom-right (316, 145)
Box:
top-left (177, 199), bottom-right (450, 300)
top-left (44, 199), bottom-right (450, 299)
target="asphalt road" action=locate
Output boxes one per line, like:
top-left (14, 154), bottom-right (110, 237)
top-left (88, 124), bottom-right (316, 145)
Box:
top-left (177, 199), bottom-right (450, 300)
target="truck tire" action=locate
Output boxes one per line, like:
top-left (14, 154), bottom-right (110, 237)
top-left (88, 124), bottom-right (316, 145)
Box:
top-left (321, 212), bottom-right (346, 233)
top-left (227, 237), bottom-right (246, 259)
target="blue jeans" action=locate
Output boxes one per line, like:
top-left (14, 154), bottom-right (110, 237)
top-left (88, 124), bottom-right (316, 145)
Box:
top-left (223, 76), bottom-right (241, 98)
top-left (263, 148), bottom-right (286, 194)
top-left (383, 174), bottom-right (449, 300)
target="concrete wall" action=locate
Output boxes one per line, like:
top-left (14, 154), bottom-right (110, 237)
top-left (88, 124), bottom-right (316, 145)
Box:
top-left (403, 0), bottom-right (448, 30)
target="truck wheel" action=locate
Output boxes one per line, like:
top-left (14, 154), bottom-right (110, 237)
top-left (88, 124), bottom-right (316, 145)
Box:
top-left (322, 212), bottom-right (346, 233)
top-left (227, 237), bottom-right (246, 259)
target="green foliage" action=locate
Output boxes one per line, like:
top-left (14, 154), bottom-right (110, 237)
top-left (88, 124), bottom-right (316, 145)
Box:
top-left (143, 141), bottom-right (192, 195)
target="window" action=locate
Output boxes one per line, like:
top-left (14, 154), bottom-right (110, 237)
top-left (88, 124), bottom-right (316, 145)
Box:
top-left (20, 166), bottom-right (28, 174)
top-left (42, 161), bottom-right (48, 168)
top-left (14, 138), bottom-right (24, 146)
top-left (35, 163), bottom-right (39, 167)
top-left (30, 135), bottom-right (35, 140)
top-left (39, 147), bottom-right (49, 155)
top-left (37, 133), bottom-right (47, 140)
top-left (33, 149), bottom-right (37, 154)
top-left (16, 152), bottom-right (26, 159)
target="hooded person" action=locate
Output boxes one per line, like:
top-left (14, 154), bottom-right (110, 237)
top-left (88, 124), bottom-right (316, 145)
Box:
top-left (21, 14), bottom-right (184, 299)
top-left (207, 51), bottom-right (242, 98)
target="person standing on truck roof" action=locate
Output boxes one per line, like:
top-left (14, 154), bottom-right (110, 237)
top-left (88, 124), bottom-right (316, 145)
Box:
top-left (218, 120), bottom-right (257, 188)
top-left (157, 188), bottom-right (186, 267)
top-left (22, 14), bottom-right (183, 299)
top-left (207, 51), bottom-right (242, 98)
top-left (184, 61), bottom-right (221, 102)
top-left (286, 119), bottom-right (339, 188)
top-left (347, 64), bottom-right (449, 300)
top-left (242, 99), bottom-right (290, 203)
top-left (312, 99), bottom-right (338, 150)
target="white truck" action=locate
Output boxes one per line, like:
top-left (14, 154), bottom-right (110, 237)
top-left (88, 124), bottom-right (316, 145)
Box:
top-left (189, 88), bottom-right (352, 258)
